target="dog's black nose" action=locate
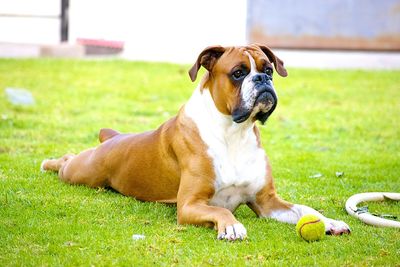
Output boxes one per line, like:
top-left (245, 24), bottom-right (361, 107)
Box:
top-left (253, 73), bottom-right (274, 94)
top-left (252, 73), bottom-right (271, 84)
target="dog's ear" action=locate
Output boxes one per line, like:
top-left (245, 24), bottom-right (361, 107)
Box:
top-left (257, 44), bottom-right (288, 77)
top-left (188, 46), bottom-right (226, 82)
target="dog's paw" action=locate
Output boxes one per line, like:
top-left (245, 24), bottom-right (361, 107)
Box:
top-left (40, 159), bottom-right (49, 172)
top-left (324, 219), bottom-right (351, 235)
top-left (217, 223), bottom-right (247, 241)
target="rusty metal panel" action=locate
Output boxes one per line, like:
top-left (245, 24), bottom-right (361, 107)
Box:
top-left (247, 0), bottom-right (400, 51)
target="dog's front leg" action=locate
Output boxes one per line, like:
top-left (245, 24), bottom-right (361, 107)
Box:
top-left (248, 186), bottom-right (351, 235)
top-left (177, 173), bottom-right (247, 241)
top-left (178, 200), bottom-right (247, 240)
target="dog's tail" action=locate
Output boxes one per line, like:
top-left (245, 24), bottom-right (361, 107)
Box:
top-left (99, 128), bottom-right (120, 143)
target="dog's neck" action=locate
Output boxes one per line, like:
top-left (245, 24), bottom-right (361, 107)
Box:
top-left (185, 83), bottom-right (266, 211)
top-left (185, 85), bottom-right (255, 143)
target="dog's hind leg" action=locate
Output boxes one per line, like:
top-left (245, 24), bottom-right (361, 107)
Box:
top-left (41, 154), bottom-right (75, 172)
top-left (41, 148), bottom-right (108, 188)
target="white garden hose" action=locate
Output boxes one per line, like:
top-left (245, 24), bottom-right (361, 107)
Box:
top-left (345, 192), bottom-right (400, 228)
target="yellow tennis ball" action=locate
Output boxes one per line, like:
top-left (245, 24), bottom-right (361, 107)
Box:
top-left (296, 214), bottom-right (325, 242)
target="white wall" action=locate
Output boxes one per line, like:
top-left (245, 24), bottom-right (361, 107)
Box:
top-left (69, 0), bottom-right (247, 63)
top-left (0, 0), bottom-right (247, 62)
top-left (0, 0), bottom-right (60, 44)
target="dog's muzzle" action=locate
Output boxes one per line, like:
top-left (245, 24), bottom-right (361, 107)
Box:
top-left (232, 74), bottom-right (277, 124)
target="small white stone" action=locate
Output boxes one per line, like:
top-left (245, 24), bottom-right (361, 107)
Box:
top-left (5, 88), bottom-right (35, 106)
top-left (132, 234), bottom-right (145, 240)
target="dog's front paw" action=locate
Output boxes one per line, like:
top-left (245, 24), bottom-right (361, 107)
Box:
top-left (217, 223), bottom-right (247, 241)
top-left (324, 219), bottom-right (351, 235)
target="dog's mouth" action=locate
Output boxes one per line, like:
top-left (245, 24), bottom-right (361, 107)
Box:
top-left (255, 91), bottom-right (275, 112)
top-left (232, 90), bottom-right (277, 124)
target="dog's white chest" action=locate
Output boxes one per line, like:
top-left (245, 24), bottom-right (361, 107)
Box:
top-left (185, 88), bottom-right (267, 211)
top-left (207, 133), bottom-right (267, 211)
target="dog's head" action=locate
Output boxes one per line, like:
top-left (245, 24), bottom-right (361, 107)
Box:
top-left (189, 44), bottom-right (287, 124)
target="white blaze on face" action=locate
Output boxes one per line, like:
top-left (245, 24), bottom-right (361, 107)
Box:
top-left (241, 52), bottom-right (261, 109)
top-left (240, 52), bottom-right (276, 115)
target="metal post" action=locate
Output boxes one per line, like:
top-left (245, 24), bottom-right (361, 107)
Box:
top-left (61, 0), bottom-right (69, 42)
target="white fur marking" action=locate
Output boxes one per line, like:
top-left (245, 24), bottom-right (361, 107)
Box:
top-left (185, 87), bottom-right (267, 212)
top-left (218, 223), bottom-right (247, 240)
top-left (241, 53), bottom-right (260, 109)
top-left (40, 159), bottom-right (49, 172)
top-left (269, 204), bottom-right (351, 233)
top-left (241, 52), bottom-right (276, 112)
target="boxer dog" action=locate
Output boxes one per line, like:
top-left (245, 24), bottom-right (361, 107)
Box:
top-left (42, 44), bottom-right (350, 240)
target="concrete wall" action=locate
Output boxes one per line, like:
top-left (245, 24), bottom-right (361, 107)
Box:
top-left (0, 0), bottom-right (61, 44)
top-left (2, 0), bottom-right (398, 61)
top-left (69, 0), bottom-right (247, 62)
top-left (247, 0), bottom-right (400, 50)
top-left (0, 0), bottom-right (247, 62)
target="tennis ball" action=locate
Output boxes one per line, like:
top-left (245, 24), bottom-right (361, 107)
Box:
top-left (296, 214), bottom-right (325, 242)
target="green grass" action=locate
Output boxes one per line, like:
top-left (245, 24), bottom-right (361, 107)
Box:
top-left (0, 59), bottom-right (399, 266)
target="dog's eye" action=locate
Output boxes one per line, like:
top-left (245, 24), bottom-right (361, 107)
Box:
top-left (232, 70), bottom-right (246, 80)
top-left (232, 70), bottom-right (244, 80)
top-left (264, 68), bottom-right (273, 76)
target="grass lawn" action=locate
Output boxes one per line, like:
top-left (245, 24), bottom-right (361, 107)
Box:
top-left (0, 59), bottom-right (399, 266)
